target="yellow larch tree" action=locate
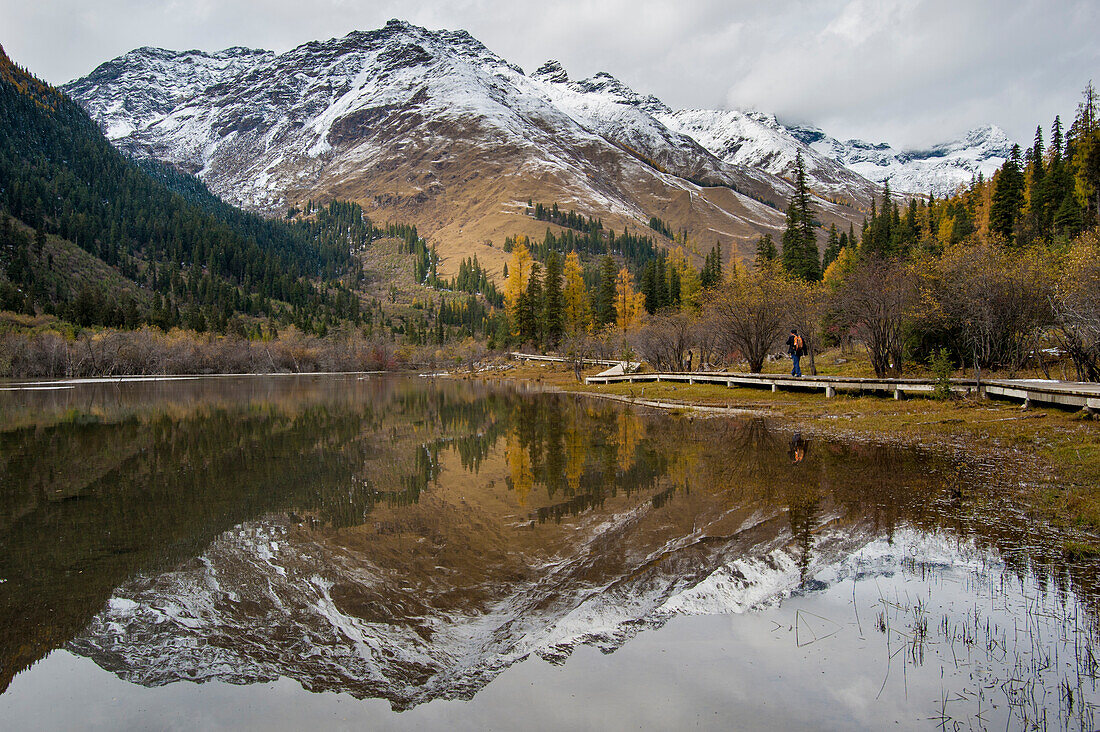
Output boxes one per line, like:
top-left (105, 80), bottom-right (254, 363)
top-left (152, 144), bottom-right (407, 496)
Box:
top-left (562, 252), bottom-right (591, 335)
top-left (613, 268), bottom-right (645, 332)
top-left (565, 423), bottom-right (586, 495)
top-left (504, 238), bottom-right (533, 324)
top-left (823, 245), bottom-right (858, 285)
top-left (616, 409), bottom-right (644, 473)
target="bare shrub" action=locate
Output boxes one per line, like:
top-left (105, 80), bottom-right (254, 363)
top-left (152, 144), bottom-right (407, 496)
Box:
top-left (832, 256), bottom-right (917, 378)
top-left (923, 243), bottom-right (1053, 374)
top-left (631, 312), bottom-right (694, 371)
top-left (0, 325), bottom-right (410, 378)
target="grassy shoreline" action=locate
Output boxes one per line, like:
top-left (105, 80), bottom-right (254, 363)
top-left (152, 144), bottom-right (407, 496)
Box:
top-left (465, 359), bottom-right (1100, 536)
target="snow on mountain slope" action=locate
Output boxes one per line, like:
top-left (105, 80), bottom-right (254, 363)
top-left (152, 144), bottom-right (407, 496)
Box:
top-left (526, 61), bottom-right (783, 197)
top-left (60, 22), bottom-right (859, 267)
top-left (63, 23), bottom-right (802, 264)
top-left (659, 108), bottom-right (879, 207)
top-left (791, 124), bottom-right (1015, 196)
top-left (63, 18), bottom-right (1008, 264)
top-left (63, 46), bottom-right (273, 141)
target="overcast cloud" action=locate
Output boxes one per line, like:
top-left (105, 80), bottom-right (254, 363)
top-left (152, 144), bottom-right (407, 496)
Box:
top-left (1, 0), bottom-right (1097, 147)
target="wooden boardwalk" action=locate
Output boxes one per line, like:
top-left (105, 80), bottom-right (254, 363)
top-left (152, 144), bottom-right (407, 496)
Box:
top-left (509, 352), bottom-right (620, 368)
top-left (582, 370), bottom-right (1100, 412)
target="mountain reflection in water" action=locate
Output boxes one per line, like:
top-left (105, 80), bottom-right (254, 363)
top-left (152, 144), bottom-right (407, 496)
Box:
top-left (1, 375), bottom-right (1098, 727)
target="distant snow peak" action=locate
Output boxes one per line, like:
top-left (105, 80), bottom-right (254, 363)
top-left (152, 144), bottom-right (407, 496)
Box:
top-left (801, 123), bottom-right (1014, 196)
top-left (532, 60), bottom-right (568, 84)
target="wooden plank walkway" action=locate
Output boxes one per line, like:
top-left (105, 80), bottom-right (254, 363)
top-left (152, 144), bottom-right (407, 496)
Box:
top-left (583, 370), bottom-right (1100, 411)
top-left (510, 352), bottom-right (622, 368)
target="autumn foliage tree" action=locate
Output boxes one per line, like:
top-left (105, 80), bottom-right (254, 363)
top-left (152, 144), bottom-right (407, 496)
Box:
top-left (504, 239), bottom-right (534, 336)
top-left (1052, 231), bottom-right (1100, 380)
top-left (708, 262), bottom-right (796, 373)
top-left (562, 252), bottom-right (591, 336)
top-left (613, 268), bottom-right (645, 332)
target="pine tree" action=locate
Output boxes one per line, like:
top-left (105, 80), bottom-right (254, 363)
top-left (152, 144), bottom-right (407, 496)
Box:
top-left (780, 201), bottom-right (802, 273)
top-left (755, 233), bottom-right (777, 267)
top-left (1051, 116), bottom-right (1064, 163)
top-left (517, 262), bottom-right (542, 345)
top-left (780, 152), bottom-right (821, 280)
top-left (989, 145), bottom-right (1026, 241)
top-left (596, 255), bottom-right (617, 325)
top-left (700, 243), bottom-right (723, 289)
top-left (653, 253), bottom-right (668, 310)
top-left (1054, 188), bottom-right (1085, 236)
top-left (542, 250), bottom-right (564, 347)
top-left (641, 260), bottom-right (658, 313)
top-left (822, 224), bottom-right (841, 269)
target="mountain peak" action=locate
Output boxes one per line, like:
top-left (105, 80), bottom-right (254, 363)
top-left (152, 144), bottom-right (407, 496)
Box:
top-left (532, 60), bottom-right (568, 84)
top-left (59, 20), bottom-right (879, 254)
top-left (798, 123), bottom-right (1015, 195)
top-left (574, 71), bottom-right (632, 97)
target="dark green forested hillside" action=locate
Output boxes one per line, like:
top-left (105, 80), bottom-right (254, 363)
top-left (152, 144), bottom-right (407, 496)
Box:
top-left (0, 44), bottom-right (367, 333)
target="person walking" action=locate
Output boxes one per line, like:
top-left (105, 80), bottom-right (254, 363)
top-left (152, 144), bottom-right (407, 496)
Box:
top-left (786, 329), bottom-right (804, 377)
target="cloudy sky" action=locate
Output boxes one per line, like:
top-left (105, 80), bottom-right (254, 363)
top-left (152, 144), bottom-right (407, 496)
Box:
top-left (2, 0), bottom-right (1097, 148)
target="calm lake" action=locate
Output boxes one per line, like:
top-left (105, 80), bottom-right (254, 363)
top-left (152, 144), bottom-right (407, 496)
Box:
top-left (0, 374), bottom-right (1097, 730)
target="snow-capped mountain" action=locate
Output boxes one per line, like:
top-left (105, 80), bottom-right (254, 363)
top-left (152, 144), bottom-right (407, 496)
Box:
top-left (791, 124), bottom-right (1015, 197)
top-left (61, 19), bottom-right (1013, 266)
top-left (657, 108), bottom-right (879, 206)
top-left (64, 45), bottom-right (274, 141)
top-left (62, 21), bottom-right (819, 268)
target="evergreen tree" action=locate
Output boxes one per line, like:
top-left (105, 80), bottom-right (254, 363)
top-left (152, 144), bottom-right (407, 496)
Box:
top-left (668, 265), bottom-right (681, 309)
top-left (822, 224), bottom-right (842, 269)
top-left (700, 243), bottom-right (723, 289)
top-left (989, 145), bottom-right (1026, 240)
top-left (517, 263), bottom-right (542, 345)
top-left (653, 253), bottom-right (668, 310)
top-left (596, 255), bottom-right (617, 325)
top-left (1051, 115), bottom-right (1064, 163)
top-left (1054, 188), bottom-right (1085, 236)
top-left (780, 201), bottom-right (802, 273)
top-left (542, 251), bottom-right (564, 347)
top-left (780, 152), bottom-right (821, 280)
top-left (755, 233), bottom-right (777, 267)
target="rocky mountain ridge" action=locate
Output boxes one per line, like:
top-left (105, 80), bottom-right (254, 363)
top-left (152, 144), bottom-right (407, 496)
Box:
top-left (56, 21), bottom-right (843, 269)
top-left (792, 123), bottom-right (1014, 196)
top-left (61, 20), bottom-right (1013, 268)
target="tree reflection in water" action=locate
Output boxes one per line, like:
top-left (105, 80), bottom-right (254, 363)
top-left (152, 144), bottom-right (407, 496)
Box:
top-left (0, 374), bottom-right (1098, 718)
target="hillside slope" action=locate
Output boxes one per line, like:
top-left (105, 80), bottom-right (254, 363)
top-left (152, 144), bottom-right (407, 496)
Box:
top-left (0, 44), bottom-right (369, 330)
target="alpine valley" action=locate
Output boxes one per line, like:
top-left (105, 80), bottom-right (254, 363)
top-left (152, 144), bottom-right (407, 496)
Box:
top-left (62, 19), bottom-right (1012, 274)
